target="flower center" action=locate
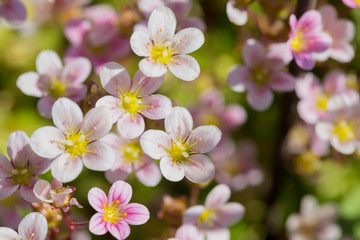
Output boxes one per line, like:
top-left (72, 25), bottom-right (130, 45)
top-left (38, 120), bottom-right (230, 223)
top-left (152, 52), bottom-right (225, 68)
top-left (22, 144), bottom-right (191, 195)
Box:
top-left (64, 132), bottom-right (89, 157)
top-left (11, 167), bottom-right (32, 186)
top-left (197, 208), bottom-right (216, 228)
top-left (291, 31), bottom-right (305, 52)
top-left (50, 186), bottom-right (74, 208)
top-left (315, 94), bottom-right (328, 111)
top-left (49, 79), bottom-right (66, 99)
top-left (103, 200), bottom-right (127, 224)
top-left (149, 43), bottom-right (173, 64)
top-left (295, 151), bottom-right (321, 175)
top-left (251, 66), bottom-right (269, 86)
top-left (121, 93), bottom-right (142, 115)
top-left (168, 141), bottom-right (190, 163)
top-left (332, 120), bottom-right (355, 142)
top-left (122, 142), bottom-right (141, 164)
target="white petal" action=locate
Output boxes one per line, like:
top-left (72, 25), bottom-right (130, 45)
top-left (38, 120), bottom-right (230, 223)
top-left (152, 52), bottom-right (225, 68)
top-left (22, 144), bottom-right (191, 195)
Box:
top-left (51, 153), bottom-right (83, 183)
top-left (31, 126), bottom-right (65, 159)
top-left (171, 28), bottom-right (205, 54)
top-left (140, 130), bottom-right (171, 159)
top-left (148, 6), bottom-right (176, 44)
top-left (168, 55), bottom-right (200, 81)
top-left (139, 59), bottom-right (167, 78)
top-left (7, 130), bottom-right (32, 167)
top-left (184, 154), bottom-right (215, 183)
top-left (205, 184), bottom-right (231, 207)
top-left (82, 141), bottom-right (115, 171)
top-left (117, 112), bottom-right (145, 139)
top-left (226, 1), bottom-right (248, 26)
top-left (160, 156), bottom-right (185, 182)
top-left (16, 72), bottom-right (42, 97)
top-left (81, 106), bottom-right (113, 141)
top-left (165, 106), bottom-right (193, 143)
top-left (0, 227), bottom-right (20, 240)
top-left (18, 212), bottom-right (48, 240)
top-left (36, 50), bottom-right (63, 75)
top-left (130, 30), bottom-right (151, 57)
top-left (52, 98), bottom-right (83, 135)
top-left (100, 62), bottom-right (131, 97)
top-left (187, 125), bottom-right (222, 153)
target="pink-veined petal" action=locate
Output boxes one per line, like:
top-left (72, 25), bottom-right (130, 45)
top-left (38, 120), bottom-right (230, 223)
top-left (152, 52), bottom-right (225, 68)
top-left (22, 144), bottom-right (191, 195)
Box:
top-left (0, 179), bottom-right (18, 200)
top-left (37, 97), bottom-right (54, 118)
top-left (61, 57), bottom-right (91, 85)
top-left (184, 154), bottom-right (215, 183)
top-left (227, 65), bottom-right (250, 93)
top-left (247, 88), bottom-right (274, 111)
top-left (108, 180), bottom-right (133, 205)
top-left (123, 203), bottom-right (150, 225)
top-left (205, 184), bottom-right (231, 207)
top-left (31, 126), bottom-right (65, 159)
top-left (131, 70), bottom-right (164, 97)
top-left (226, 1), bottom-right (247, 26)
top-left (294, 52), bottom-right (316, 70)
top-left (89, 213), bottom-right (108, 235)
top-left (165, 106), bottom-right (193, 143)
top-left (88, 187), bottom-right (107, 213)
top-left (270, 70), bottom-right (295, 92)
top-left (140, 94), bottom-right (172, 120)
top-left (81, 106), bottom-right (113, 141)
top-left (36, 50), bottom-right (63, 75)
top-left (217, 202), bottom-right (245, 226)
top-left (52, 98), bottom-right (83, 135)
top-left (117, 112), bottom-right (145, 139)
top-left (297, 10), bottom-right (322, 32)
top-left (95, 96), bottom-right (124, 123)
top-left (0, 227), bottom-right (20, 240)
top-left (187, 125), bottom-right (221, 153)
top-left (171, 28), bottom-right (204, 54)
top-left (148, 6), bottom-right (176, 44)
top-left (242, 39), bottom-right (266, 67)
top-left (18, 212), bottom-right (47, 240)
top-left (7, 130), bottom-right (32, 167)
top-left (51, 153), bottom-right (83, 183)
top-left (306, 33), bottom-right (332, 53)
top-left (135, 159), bottom-right (162, 187)
top-left (2, 0), bottom-right (26, 25)
top-left (139, 59), bottom-right (168, 78)
top-left (130, 30), bottom-right (151, 57)
top-left (82, 141), bottom-right (115, 171)
top-left (100, 62), bottom-right (131, 97)
top-left (160, 156), bottom-right (185, 182)
top-left (108, 221), bottom-right (130, 240)
top-left (16, 72), bottom-right (42, 97)
top-left (167, 55), bottom-right (200, 81)
top-left (33, 179), bottom-right (52, 203)
top-left (140, 130), bottom-right (172, 159)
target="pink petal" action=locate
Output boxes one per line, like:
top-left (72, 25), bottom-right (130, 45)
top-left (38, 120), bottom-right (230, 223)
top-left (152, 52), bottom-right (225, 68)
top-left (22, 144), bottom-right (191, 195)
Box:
top-left (123, 203), bottom-right (150, 225)
top-left (217, 202), bottom-right (245, 226)
top-left (294, 52), bottom-right (315, 70)
top-left (81, 106), bottom-right (113, 141)
top-left (100, 62), bottom-right (131, 97)
top-left (205, 184), bottom-right (231, 207)
top-left (267, 42), bottom-right (293, 66)
top-left (242, 39), bottom-right (266, 67)
top-left (130, 70), bottom-right (164, 97)
top-left (37, 97), bottom-right (54, 118)
top-left (31, 126), bottom-right (65, 159)
top-left (222, 104), bottom-right (247, 128)
top-left (19, 184), bottom-right (39, 203)
top-left (183, 205), bottom-right (205, 225)
top-left (108, 221), bottom-right (130, 240)
top-left (167, 0), bottom-right (191, 16)
top-left (135, 159), bottom-right (162, 187)
top-left (306, 33), bottom-right (332, 53)
top-left (184, 154), bottom-right (215, 183)
top-left (330, 42), bottom-right (355, 63)
top-left (67, 85), bottom-right (87, 102)
top-left (36, 50), bottom-right (63, 75)
top-left (95, 96), bottom-right (124, 123)
top-left (0, 179), bottom-right (19, 200)
top-left (297, 100), bottom-right (320, 124)
top-left (167, 55), bottom-right (200, 81)
top-left (28, 153), bottom-right (53, 175)
top-left (0, 227), bottom-right (20, 239)
top-left (89, 213), bottom-right (108, 235)
top-left (330, 19), bottom-right (355, 41)
top-left (181, 17), bottom-right (206, 31)
top-left (117, 112), bottom-right (145, 139)
top-left (270, 70), bottom-right (295, 92)
top-left (16, 72), bottom-right (42, 97)
top-left (51, 153), bottom-right (83, 183)
top-left (82, 141), bottom-right (115, 171)
top-left (140, 130), bottom-right (172, 159)
top-left (148, 6), bottom-right (176, 44)
top-left (88, 187), bottom-right (107, 213)
top-left (61, 57), bottom-right (91, 85)
top-left (247, 88), bottom-right (274, 111)
top-left (160, 156), bottom-right (185, 182)
top-left (171, 28), bottom-right (204, 54)
top-left (33, 179), bottom-right (52, 203)
top-left (294, 72), bottom-right (320, 99)
top-left (207, 229), bottom-right (230, 240)
top-left (0, 154), bottom-right (12, 178)
top-left (130, 30), bottom-right (151, 57)
top-left (18, 212), bottom-right (47, 240)
top-left (227, 65), bottom-right (250, 93)
top-left (2, 0), bottom-right (26, 25)
top-left (323, 70), bottom-right (346, 94)
top-left (297, 10), bottom-right (322, 32)
top-left (52, 98), bottom-right (84, 135)
top-left (175, 224), bottom-right (202, 240)
top-left (140, 94), bottom-right (172, 120)
top-left (343, 0), bottom-right (360, 8)
top-left (165, 106), bottom-right (193, 143)
top-left (105, 164), bottom-right (132, 184)
top-left (64, 19), bottom-right (91, 46)
top-left (226, 1), bottom-right (247, 26)
top-left (7, 130), bottom-right (32, 167)
top-left (139, 59), bottom-right (168, 78)
top-left (108, 180), bottom-right (133, 205)
top-left (318, 4), bottom-right (337, 25)
top-left (187, 125), bottom-right (221, 153)
top-left (138, 0), bottom-right (163, 17)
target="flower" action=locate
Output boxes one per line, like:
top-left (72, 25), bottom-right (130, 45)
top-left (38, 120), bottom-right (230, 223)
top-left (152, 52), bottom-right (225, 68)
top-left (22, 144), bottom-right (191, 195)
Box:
top-left (140, 106), bottom-right (221, 183)
top-left (0, 131), bottom-right (52, 202)
top-left (183, 184), bottom-right (245, 240)
top-left (168, 224), bottom-right (203, 240)
top-left (0, 212), bottom-right (48, 240)
top-left (228, 38), bottom-right (295, 111)
top-left (102, 132), bottom-right (162, 187)
top-left (342, 0), bottom-right (360, 8)
top-left (96, 62), bottom-right (172, 139)
top-left (88, 180), bottom-right (150, 240)
top-left (287, 10), bottom-right (332, 70)
top-left (130, 6), bottom-right (204, 81)
top-left (0, 0), bottom-right (27, 25)
top-left (30, 97), bottom-right (115, 182)
top-left (33, 179), bottom-right (82, 212)
top-left (226, 0), bottom-right (252, 26)
top-left (16, 50), bottom-right (91, 118)
top-left (286, 195), bottom-right (341, 240)
top-left (313, 4), bottom-right (355, 63)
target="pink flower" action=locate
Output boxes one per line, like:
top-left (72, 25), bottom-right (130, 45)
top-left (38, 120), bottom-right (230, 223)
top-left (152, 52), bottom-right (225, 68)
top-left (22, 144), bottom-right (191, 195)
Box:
top-left (0, 131), bottom-right (52, 202)
top-left (102, 132), bottom-right (162, 187)
top-left (0, 0), bottom-right (27, 25)
top-left (96, 62), bottom-right (172, 139)
top-left (287, 10), bottom-right (332, 70)
top-left (226, 0), bottom-right (248, 26)
top-left (88, 180), bottom-right (150, 240)
top-left (64, 4), bottom-right (131, 74)
top-left (313, 5), bottom-right (355, 63)
top-left (295, 71), bottom-right (359, 124)
top-left (228, 38), bottom-right (295, 111)
top-left (183, 184), bottom-right (245, 240)
top-left (16, 50), bottom-right (91, 118)
top-left (30, 97), bottom-right (115, 182)
top-left (130, 6), bottom-right (204, 81)
top-left (33, 179), bottom-right (82, 212)
top-left (286, 195), bottom-right (341, 240)
top-left (168, 224), bottom-right (203, 240)
top-left (0, 212), bottom-right (48, 240)
top-left (140, 106), bottom-right (221, 183)
top-left (342, 0), bottom-right (360, 8)
top-left (315, 93), bottom-right (360, 155)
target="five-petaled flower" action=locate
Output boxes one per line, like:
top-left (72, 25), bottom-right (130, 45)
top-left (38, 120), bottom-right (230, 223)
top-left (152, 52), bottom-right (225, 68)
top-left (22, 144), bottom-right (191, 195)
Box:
top-left (88, 180), bottom-right (150, 240)
top-left (140, 106), bottom-right (221, 183)
top-left (96, 62), bottom-right (172, 139)
top-left (130, 6), bottom-right (205, 81)
top-left (30, 97), bottom-right (115, 183)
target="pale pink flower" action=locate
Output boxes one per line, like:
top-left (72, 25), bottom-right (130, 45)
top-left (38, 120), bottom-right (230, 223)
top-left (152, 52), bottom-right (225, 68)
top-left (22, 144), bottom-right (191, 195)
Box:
top-left (313, 5), bottom-right (355, 63)
top-left (183, 184), bottom-right (245, 240)
top-left (287, 10), bottom-right (332, 70)
top-left (168, 224), bottom-right (203, 240)
top-left (130, 6), bottom-right (204, 81)
top-left (228, 38), bottom-right (295, 111)
top-left (31, 97), bottom-right (115, 182)
top-left (226, 0), bottom-right (249, 26)
top-left (0, 0), bottom-right (27, 25)
top-left (140, 106), bottom-right (221, 183)
top-left (295, 71), bottom-right (359, 125)
top-left (0, 131), bottom-right (52, 202)
top-left (33, 179), bottom-right (82, 212)
top-left (211, 140), bottom-right (263, 191)
top-left (286, 195), bottom-right (341, 240)
top-left (315, 93), bottom-right (360, 155)
top-left (342, 0), bottom-right (360, 8)
top-left (88, 180), bottom-right (150, 240)
top-left (96, 62), bottom-right (172, 139)
top-left (0, 212), bottom-right (47, 240)
top-left (16, 50), bottom-right (91, 118)
top-left (102, 132), bottom-right (162, 187)
top-left (64, 4), bottom-right (130, 74)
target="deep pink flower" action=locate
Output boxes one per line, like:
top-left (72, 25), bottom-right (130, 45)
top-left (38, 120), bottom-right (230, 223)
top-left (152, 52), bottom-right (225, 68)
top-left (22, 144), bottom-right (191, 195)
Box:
top-left (0, 0), bottom-right (27, 25)
top-left (88, 180), bottom-right (149, 240)
top-left (228, 38), bottom-right (295, 111)
top-left (342, 0), bottom-right (360, 8)
top-left (17, 50), bottom-right (91, 118)
top-left (0, 131), bottom-right (52, 202)
top-left (96, 62), bottom-right (172, 139)
top-left (140, 106), bottom-right (221, 183)
top-left (31, 97), bottom-right (115, 182)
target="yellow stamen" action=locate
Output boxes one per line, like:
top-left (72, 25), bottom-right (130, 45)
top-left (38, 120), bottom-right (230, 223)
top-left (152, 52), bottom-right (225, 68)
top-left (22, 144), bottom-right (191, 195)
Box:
top-left (122, 142), bottom-right (141, 164)
top-left (291, 31), bottom-right (305, 52)
top-left (64, 132), bottom-right (89, 157)
top-left (315, 94), bottom-right (328, 111)
top-left (197, 208), bottom-right (216, 227)
top-left (121, 93), bottom-right (143, 115)
top-left (103, 200), bottom-right (127, 224)
top-left (332, 120), bottom-right (355, 142)
top-left (49, 79), bottom-right (66, 99)
top-left (167, 141), bottom-right (189, 163)
top-left (149, 44), bottom-right (173, 64)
